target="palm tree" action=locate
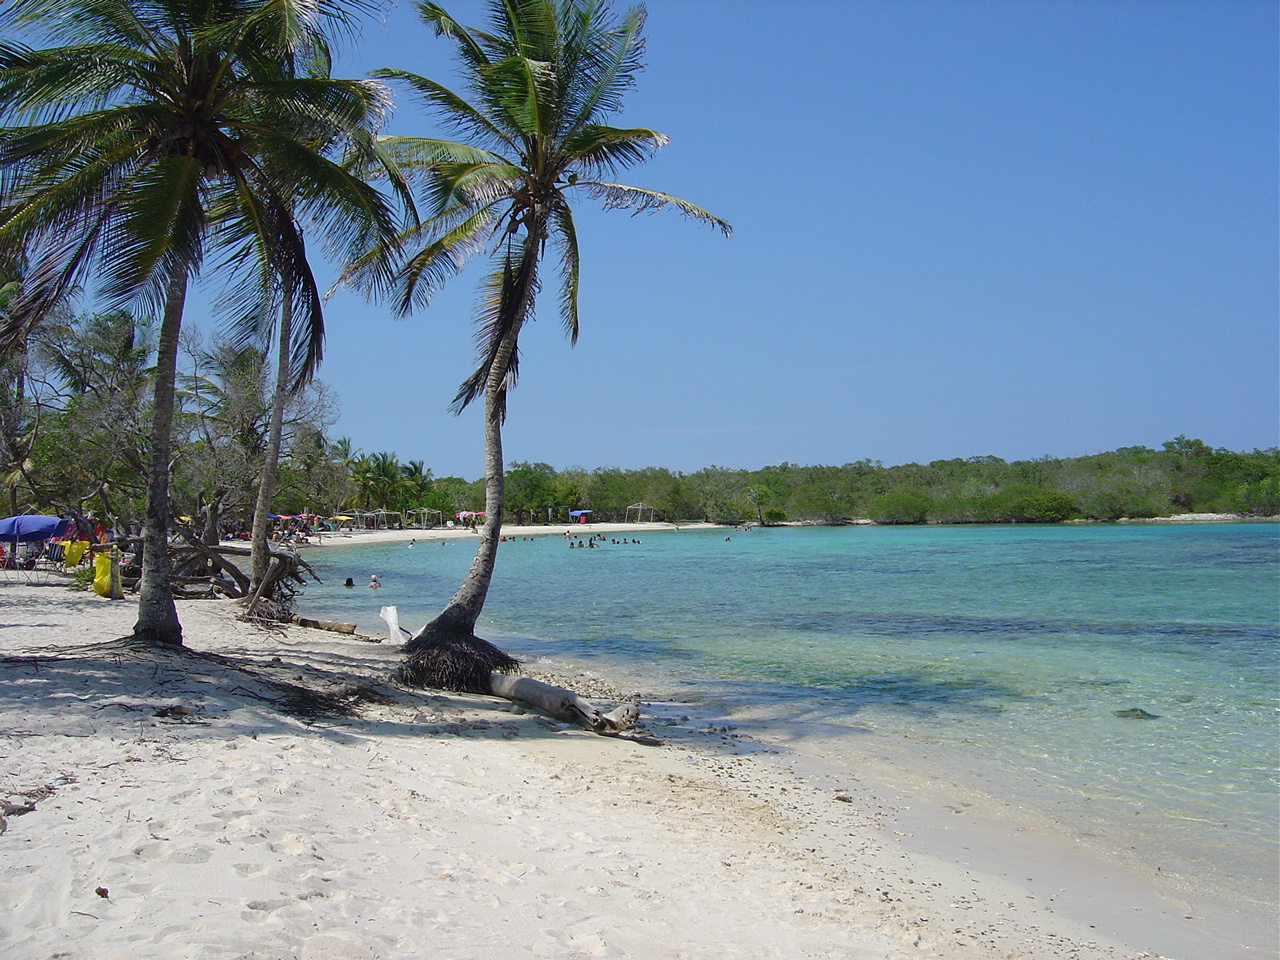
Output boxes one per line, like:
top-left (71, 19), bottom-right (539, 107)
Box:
top-left (351, 0), bottom-right (729, 691)
top-left (0, 0), bottom-right (398, 647)
top-left (400, 459), bottom-right (434, 509)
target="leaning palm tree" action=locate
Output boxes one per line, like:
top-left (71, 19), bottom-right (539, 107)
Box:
top-left (350, 0), bottom-right (729, 692)
top-left (0, 0), bottom-right (399, 647)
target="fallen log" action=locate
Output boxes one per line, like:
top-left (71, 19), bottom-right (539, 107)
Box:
top-left (290, 615), bottom-right (357, 635)
top-left (486, 673), bottom-right (639, 735)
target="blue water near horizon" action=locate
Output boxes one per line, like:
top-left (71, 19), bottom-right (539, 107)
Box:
top-left (298, 522), bottom-right (1279, 913)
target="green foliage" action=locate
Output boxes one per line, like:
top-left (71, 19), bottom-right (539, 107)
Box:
top-left (1231, 477), bottom-right (1280, 516)
top-left (996, 490), bottom-right (1079, 523)
top-left (869, 491), bottom-right (932, 524)
top-left (67, 566), bottom-right (95, 592)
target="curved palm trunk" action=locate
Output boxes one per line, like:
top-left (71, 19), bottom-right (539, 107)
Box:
top-left (400, 234), bottom-right (540, 691)
top-left (130, 269), bottom-right (187, 647)
top-left (399, 328), bottom-right (519, 690)
top-left (248, 277), bottom-right (293, 598)
top-left (445, 378), bottom-right (508, 627)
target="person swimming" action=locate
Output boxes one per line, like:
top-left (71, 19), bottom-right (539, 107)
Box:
top-left (343, 577), bottom-right (354, 588)
top-left (369, 575), bottom-right (380, 588)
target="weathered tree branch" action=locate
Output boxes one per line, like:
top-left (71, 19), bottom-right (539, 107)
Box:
top-left (486, 674), bottom-right (639, 735)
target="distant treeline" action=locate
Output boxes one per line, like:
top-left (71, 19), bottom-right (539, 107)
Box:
top-left (7, 314), bottom-right (1275, 531)
top-left (490, 437), bottom-right (1279, 525)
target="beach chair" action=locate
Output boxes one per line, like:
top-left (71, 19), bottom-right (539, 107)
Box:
top-left (23, 540), bottom-right (62, 584)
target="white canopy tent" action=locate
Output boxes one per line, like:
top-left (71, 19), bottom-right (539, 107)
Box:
top-left (407, 508), bottom-right (443, 529)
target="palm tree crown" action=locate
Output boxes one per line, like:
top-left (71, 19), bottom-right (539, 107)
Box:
top-left (357, 0), bottom-right (730, 416)
top-left (0, 0), bottom-right (395, 384)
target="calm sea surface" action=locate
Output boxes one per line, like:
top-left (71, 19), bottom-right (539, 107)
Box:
top-left (299, 523), bottom-right (1279, 916)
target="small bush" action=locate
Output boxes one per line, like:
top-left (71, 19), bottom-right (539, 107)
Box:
top-left (67, 567), bottom-right (95, 592)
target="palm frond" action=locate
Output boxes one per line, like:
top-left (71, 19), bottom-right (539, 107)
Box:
top-left (372, 68), bottom-right (512, 151)
top-left (451, 237), bottom-right (540, 416)
top-left (391, 206), bottom-right (496, 315)
top-left (562, 124), bottom-right (668, 177)
top-left (551, 200), bottom-right (579, 345)
top-left (581, 181), bottom-right (732, 236)
top-left (564, 2), bottom-right (646, 128)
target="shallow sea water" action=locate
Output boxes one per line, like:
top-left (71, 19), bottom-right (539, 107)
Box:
top-left (301, 522), bottom-right (1279, 922)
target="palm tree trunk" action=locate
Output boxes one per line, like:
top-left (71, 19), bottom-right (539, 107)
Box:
top-left (424, 327), bottom-right (515, 636)
top-left (249, 276), bottom-right (293, 595)
top-left (130, 269), bottom-right (187, 647)
top-left (397, 340), bottom-right (522, 692)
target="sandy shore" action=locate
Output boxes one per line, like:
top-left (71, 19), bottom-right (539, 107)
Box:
top-left (299, 520), bottom-right (723, 548)
top-left (0, 581), bottom-right (1250, 960)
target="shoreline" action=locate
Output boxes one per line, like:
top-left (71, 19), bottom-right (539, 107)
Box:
top-left (297, 519), bottom-right (726, 548)
top-left (292, 513), bottom-right (1278, 551)
top-left (0, 583), bottom-right (1269, 959)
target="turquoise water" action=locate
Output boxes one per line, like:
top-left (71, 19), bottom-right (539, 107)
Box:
top-left (299, 523), bottom-right (1279, 911)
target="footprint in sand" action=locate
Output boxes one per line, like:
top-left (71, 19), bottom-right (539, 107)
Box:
top-left (241, 898), bottom-right (291, 922)
top-left (119, 841), bottom-right (213, 863)
top-left (267, 833), bottom-right (309, 855)
top-left (169, 844), bottom-right (214, 864)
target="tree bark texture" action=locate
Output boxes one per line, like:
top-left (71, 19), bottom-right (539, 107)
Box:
top-left (130, 269), bottom-right (187, 648)
top-left (486, 674), bottom-right (639, 735)
top-left (250, 278), bottom-right (293, 592)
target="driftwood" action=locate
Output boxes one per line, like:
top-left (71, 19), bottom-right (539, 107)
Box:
top-left (156, 530), bottom-right (319, 614)
top-left (486, 674), bottom-right (639, 736)
top-left (171, 536), bottom-right (250, 594)
top-left (290, 615), bottom-right (357, 635)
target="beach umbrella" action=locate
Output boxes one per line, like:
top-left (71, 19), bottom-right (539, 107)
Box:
top-left (0, 514), bottom-right (68, 542)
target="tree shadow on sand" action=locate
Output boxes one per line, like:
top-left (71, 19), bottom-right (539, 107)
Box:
top-left (0, 630), bottom-right (653, 750)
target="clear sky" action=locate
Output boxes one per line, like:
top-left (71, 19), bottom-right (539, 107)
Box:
top-left (232, 0), bottom-right (1280, 478)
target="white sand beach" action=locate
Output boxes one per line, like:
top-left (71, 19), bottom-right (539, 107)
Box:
top-left (0, 581), bottom-right (1253, 960)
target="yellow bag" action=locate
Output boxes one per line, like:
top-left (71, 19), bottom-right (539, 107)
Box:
top-left (92, 551), bottom-right (112, 597)
top-left (64, 540), bottom-right (88, 566)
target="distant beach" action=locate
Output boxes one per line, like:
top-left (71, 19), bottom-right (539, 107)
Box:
top-left (300, 519), bottom-right (722, 547)
top-left (0, 577), bottom-right (1243, 960)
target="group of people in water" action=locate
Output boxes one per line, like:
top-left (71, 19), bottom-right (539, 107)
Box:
top-left (565, 534), bottom-right (641, 548)
top-left (337, 528), bottom-right (656, 588)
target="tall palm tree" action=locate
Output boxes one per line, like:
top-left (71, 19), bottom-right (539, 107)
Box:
top-left (0, 0), bottom-right (398, 647)
top-left (351, 0), bottom-right (729, 691)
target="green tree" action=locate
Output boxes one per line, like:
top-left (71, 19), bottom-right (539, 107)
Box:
top-left (869, 490), bottom-right (932, 525)
top-left (23, 308), bottom-right (154, 523)
top-left (354, 0), bottom-right (730, 690)
top-left (996, 489), bottom-right (1078, 523)
top-left (0, 0), bottom-right (396, 646)
top-left (505, 461), bottom-right (556, 523)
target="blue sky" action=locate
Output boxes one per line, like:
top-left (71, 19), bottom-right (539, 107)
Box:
top-left (287, 0), bottom-right (1276, 478)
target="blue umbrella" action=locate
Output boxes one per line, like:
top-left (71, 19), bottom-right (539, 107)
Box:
top-left (0, 514), bottom-right (68, 542)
